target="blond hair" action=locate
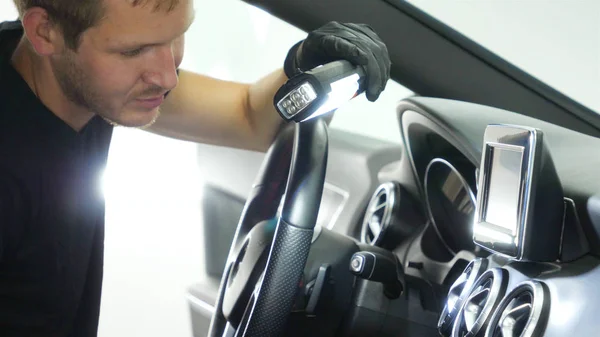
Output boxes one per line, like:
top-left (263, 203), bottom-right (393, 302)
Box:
top-left (12, 0), bottom-right (180, 50)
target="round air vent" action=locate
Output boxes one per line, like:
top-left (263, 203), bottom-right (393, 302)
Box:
top-left (360, 182), bottom-right (421, 248)
top-left (452, 268), bottom-right (508, 337)
top-left (484, 280), bottom-right (550, 337)
top-left (361, 182), bottom-right (398, 246)
top-left (438, 258), bottom-right (489, 336)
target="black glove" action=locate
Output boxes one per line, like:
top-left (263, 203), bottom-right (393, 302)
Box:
top-left (284, 21), bottom-right (391, 102)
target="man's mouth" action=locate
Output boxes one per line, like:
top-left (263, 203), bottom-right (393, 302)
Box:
top-left (135, 95), bottom-right (165, 110)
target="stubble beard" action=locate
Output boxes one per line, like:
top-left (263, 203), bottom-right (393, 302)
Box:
top-left (52, 50), bottom-right (161, 129)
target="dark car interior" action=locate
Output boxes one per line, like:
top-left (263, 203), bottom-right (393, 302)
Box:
top-left (186, 0), bottom-right (600, 336)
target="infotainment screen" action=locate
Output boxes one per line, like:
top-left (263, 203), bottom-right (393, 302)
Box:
top-left (484, 146), bottom-right (524, 233)
top-left (474, 124), bottom-right (564, 261)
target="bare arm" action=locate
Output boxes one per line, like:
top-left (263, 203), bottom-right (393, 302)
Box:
top-left (148, 68), bottom-right (289, 152)
top-left (147, 21), bottom-right (390, 153)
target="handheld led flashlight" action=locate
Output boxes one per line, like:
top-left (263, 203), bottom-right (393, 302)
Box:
top-left (274, 60), bottom-right (366, 123)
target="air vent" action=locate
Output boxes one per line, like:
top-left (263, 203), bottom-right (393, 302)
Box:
top-left (485, 281), bottom-right (549, 337)
top-left (438, 258), bottom-right (488, 336)
top-left (361, 182), bottom-right (398, 246)
top-left (452, 268), bottom-right (508, 337)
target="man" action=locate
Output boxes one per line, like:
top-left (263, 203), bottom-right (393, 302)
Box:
top-left (0, 0), bottom-right (391, 336)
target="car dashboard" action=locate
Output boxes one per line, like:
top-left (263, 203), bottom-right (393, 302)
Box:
top-left (185, 95), bottom-right (600, 337)
top-left (321, 96), bottom-right (600, 336)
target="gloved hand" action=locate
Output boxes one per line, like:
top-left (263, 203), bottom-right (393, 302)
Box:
top-left (284, 21), bottom-right (391, 102)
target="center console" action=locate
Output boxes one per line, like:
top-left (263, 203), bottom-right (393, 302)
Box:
top-left (438, 124), bottom-right (590, 337)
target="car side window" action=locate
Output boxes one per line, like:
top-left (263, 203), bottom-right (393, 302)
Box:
top-left (181, 1), bottom-right (413, 144)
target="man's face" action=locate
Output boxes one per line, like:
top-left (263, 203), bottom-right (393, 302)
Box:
top-left (51, 0), bottom-right (194, 128)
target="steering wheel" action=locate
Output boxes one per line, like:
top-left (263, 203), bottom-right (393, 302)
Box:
top-left (207, 118), bottom-right (329, 337)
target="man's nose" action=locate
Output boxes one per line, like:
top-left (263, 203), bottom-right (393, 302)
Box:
top-left (142, 46), bottom-right (179, 91)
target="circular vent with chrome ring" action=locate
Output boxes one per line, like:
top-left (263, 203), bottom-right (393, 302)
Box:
top-left (484, 280), bottom-right (550, 337)
top-left (452, 268), bottom-right (508, 337)
top-left (360, 181), bottom-right (420, 248)
top-left (438, 258), bottom-right (489, 336)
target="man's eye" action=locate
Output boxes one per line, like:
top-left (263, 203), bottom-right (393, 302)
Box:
top-left (121, 47), bottom-right (144, 57)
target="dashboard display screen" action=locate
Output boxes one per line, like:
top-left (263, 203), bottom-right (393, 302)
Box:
top-left (484, 146), bottom-right (524, 233)
top-left (475, 125), bottom-right (563, 261)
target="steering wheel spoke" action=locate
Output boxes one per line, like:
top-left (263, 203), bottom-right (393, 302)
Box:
top-left (240, 221), bottom-right (314, 336)
top-left (208, 120), bottom-right (329, 337)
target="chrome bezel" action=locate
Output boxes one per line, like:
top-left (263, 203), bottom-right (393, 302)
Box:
top-left (361, 182), bottom-right (398, 246)
top-left (452, 267), bottom-right (508, 337)
top-left (438, 258), bottom-right (489, 335)
top-left (484, 280), bottom-right (550, 337)
top-left (474, 125), bottom-right (541, 260)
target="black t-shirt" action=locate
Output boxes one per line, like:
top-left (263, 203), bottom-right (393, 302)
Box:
top-left (0, 20), bottom-right (114, 336)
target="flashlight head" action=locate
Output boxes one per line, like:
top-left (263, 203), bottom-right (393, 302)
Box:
top-left (276, 82), bottom-right (319, 120)
top-left (274, 60), bottom-right (366, 123)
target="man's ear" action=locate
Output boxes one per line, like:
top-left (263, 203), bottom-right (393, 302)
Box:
top-left (21, 7), bottom-right (65, 56)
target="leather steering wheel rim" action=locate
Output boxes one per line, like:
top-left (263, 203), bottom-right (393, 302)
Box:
top-left (208, 119), bottom-right (329, 337)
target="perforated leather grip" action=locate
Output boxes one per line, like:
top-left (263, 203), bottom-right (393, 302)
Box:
top-left (240, 220), bottom-right (313, 337)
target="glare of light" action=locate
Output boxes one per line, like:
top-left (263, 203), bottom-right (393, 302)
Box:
top-left (474, 224), bottom-right (515, 244)
top-left (207, 62), bottom-right (233, 81)
top-left (304, 73), bottom-right (360, 121)
top-left (101, 166), bottom-right (205, 208)
top-left (447, 295), bottom-right (459, 313)
top-left (546, 281), bottom-right (583, 327)
top-left (247, 5), bottom-right (272, 45)
top-left (485, 204), bottom-right (518, 232)
top-left (99, 129), bottom-right (206, 209)
top-left (1, 5), bottom-right (18, 19)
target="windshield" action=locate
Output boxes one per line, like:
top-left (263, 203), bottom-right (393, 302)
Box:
top-left (406, 0), bottom-right (600, 114)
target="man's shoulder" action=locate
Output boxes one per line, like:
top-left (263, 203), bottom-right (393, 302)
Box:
top-left (0, 19), bottom-right (23, 86)
top-left (0, 20), bottom-right (29, 118)
top-left (0, 20), bottom-right (22, 31)
top-left (0, 19), bottom-right (23, 57)
top-left (0, 20), bottom-right (23, 47)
